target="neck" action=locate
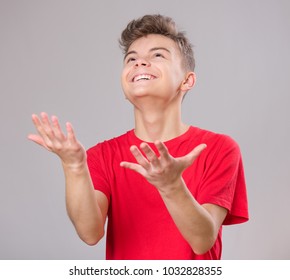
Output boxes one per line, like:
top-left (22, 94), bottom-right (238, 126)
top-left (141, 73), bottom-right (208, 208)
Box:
top-left (134, 102), bottom-right (188, 142)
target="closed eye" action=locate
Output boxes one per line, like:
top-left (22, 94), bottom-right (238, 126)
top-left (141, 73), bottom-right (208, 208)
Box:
top-left (126, 57), bottom-right (136, 63)
top-left (154, 53), bottom-right (164, 58)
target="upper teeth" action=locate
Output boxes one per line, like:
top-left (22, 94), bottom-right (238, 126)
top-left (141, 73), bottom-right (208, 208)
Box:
top-left (133, 74), bottom-right (154, 82)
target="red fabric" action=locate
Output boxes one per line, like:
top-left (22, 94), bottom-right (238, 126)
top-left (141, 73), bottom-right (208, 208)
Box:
top-left (87, 126), bottom-right (249, 260)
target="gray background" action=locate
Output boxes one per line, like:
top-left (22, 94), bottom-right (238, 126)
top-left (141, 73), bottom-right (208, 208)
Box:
top-left (1, 0), bottom-right (289, 259)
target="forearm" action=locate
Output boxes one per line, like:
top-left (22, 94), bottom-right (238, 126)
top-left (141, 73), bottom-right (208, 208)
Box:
top-left (28, 113), bottom-right (105, 244)
top-left (63, 163), bottom-right (105, 245)
top-left (159, 178), bottom-right (217, 255)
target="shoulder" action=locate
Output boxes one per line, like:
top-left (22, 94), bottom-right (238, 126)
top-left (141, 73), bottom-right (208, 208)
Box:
top-left (88, 130), bottom-right (132, 151)
top-left (189, 127), bottom-right (242, 164)
top-left (87, 130), bottom-right (133, 154)
top-left (191, 126), bottom-right (239, 149)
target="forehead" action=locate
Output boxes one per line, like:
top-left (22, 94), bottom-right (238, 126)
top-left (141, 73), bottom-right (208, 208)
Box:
top-left (127, 34), bottom-right (180, 54)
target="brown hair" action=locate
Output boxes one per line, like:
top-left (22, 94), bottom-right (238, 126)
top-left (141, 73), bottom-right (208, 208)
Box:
top-left (119, 14), bottom-right (195, 71)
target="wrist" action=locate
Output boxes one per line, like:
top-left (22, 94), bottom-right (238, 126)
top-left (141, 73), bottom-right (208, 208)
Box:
top-left (61, 160), bottom-right (88, 175)
top-left (158, 177), bottom-right (187, 199)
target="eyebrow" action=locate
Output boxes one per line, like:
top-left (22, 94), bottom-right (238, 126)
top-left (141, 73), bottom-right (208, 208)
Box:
top-left (124, 47), bottom-right (171, 61)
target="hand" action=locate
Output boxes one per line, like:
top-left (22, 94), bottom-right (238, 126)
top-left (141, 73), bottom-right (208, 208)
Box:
top-left (120, 141), bottom-right (207, 192)
top-left (27, 112), bottom-right (86, 170)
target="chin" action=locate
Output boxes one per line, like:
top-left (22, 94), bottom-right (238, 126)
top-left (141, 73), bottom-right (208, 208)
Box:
top-left (125, 88), bottom-right (152, 99)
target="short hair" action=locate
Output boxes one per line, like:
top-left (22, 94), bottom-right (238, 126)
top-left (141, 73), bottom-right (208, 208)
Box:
top-left (119, 14), bottom-right (195, 71)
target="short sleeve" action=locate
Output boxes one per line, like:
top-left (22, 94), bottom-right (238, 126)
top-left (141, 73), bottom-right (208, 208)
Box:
top-left (197, 135), bottom-right (249, 225)
top-left (87, 143), bottom-right (111, 203)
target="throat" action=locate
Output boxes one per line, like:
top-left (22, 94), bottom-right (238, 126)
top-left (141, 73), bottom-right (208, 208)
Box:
top-left (134, 109), bottom-right (188, 142)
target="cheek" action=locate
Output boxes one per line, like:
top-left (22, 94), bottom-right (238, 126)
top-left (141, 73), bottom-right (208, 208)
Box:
top-left (121, 70), bottom-right (128, 89)
top-left (164, 69), bottom-right (183, 89)
top-left (171, 68), bottom-right (186, 88)
top-left (120, 79), bottom-right (127, 95)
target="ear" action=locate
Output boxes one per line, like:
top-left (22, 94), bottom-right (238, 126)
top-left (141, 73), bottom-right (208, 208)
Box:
top-left (180, 72), bottom-right (196, 92)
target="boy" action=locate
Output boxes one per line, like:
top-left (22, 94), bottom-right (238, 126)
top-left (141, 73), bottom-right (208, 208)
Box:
top-left (28, 14), bottom-right (248, 260)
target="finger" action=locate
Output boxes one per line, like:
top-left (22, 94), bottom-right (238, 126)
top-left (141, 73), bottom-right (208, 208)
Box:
top-left (140, 142), bottom-right (160, 166)
top-left (154, 140), bottom-right (171, 160)
top-left (40, 112), bottom-right (55, 139)
top-left (31, 113), bottom-right (41, 127)
top-left (130, 145), bottom-right (151, 169)
top-left (40, 112), bottom-right (50, 125)
top-left (66, 122), bottom-right (77, 143)
top-left (51, 115), bottom-right (66, 140)
top-left (31, 113), bottom-right (53, 145)
top-left (31, 114), bottom-right (46, 134)
top-left (120, 161), bottom-right (146, 176)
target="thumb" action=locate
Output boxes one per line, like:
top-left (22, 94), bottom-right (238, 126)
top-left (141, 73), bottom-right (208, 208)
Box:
top-left (27, 134), bottom-right (52, 151)
top-left (184, 143), bottom-right (207, 166)
top-left (27, 134), bottom-right (45, 146)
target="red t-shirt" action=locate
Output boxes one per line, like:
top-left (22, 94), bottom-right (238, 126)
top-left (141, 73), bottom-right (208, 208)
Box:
top-left (87, 126), bottom-right (249, 260)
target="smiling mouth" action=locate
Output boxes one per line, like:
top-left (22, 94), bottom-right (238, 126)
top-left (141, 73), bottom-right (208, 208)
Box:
top-left (132, 74), bottom-right (157, 82)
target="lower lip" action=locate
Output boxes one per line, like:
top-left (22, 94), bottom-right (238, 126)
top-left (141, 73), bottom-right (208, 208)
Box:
top-left (133, 78), bottom-right (157, 83)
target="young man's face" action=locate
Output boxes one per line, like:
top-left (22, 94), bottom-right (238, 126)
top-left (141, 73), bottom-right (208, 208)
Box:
top-left (121, 34), bottom-right (189, 105)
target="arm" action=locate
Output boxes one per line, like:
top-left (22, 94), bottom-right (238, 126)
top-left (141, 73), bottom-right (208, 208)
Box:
top-left (28, 112), bottom-right (108, 245)
top-left (158, 178), bottom-right (227, 254)
top-left (120, 141), bottom-right (227, 255)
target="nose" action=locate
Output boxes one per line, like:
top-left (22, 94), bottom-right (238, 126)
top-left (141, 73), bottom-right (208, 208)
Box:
top-left (134, 57), bottom-right (150, 67)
